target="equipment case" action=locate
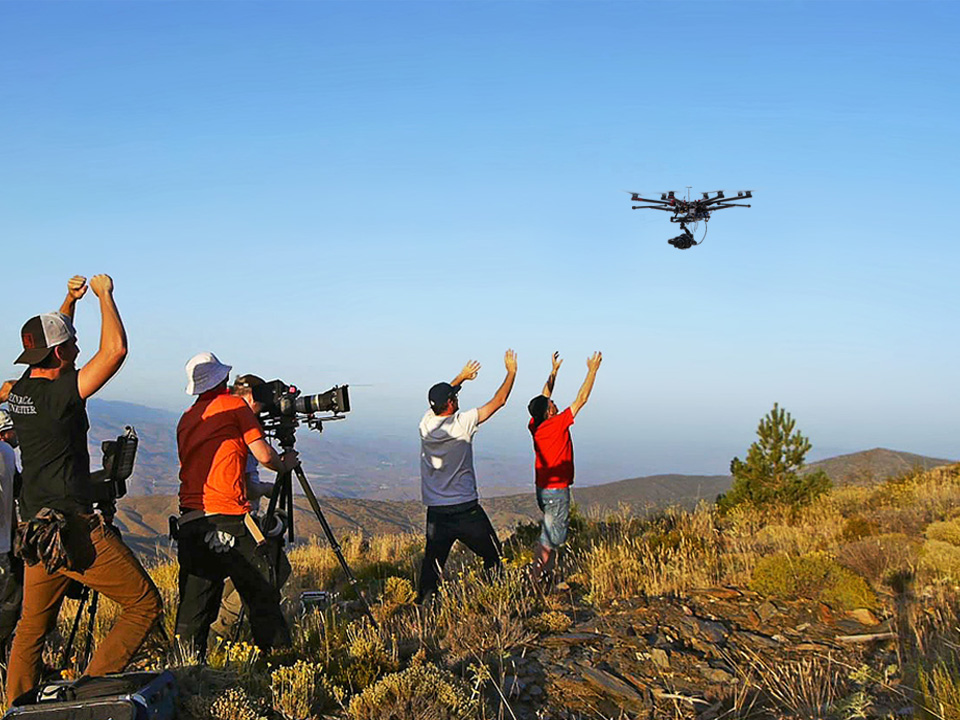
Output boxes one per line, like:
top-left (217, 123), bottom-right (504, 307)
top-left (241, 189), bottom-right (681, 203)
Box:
top-left (3, 671), bottom-right (177, 720)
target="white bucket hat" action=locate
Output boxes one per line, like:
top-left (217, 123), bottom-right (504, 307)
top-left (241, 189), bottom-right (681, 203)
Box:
top-left (185, 352), bottom-right (233, 395)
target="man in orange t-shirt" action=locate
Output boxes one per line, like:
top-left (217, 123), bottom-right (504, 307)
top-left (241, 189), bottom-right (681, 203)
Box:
top-left (527, 351), bottom-right (602, 582)
top-left (174, 352), bottom-right (298, 659)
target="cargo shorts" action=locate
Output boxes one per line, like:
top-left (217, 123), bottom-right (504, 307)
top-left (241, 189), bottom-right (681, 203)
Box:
top-left (536, 487), bottom-right (571, 549)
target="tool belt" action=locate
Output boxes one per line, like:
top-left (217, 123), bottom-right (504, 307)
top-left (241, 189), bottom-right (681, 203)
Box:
top-left (14, 508), bottom-right (82, 574)
top-left (170, 510), bottom-right (265, 546)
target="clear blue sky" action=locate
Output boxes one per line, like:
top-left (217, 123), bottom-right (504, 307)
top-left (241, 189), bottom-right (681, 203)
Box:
top-left (2, 1), bottom-right (958, 482)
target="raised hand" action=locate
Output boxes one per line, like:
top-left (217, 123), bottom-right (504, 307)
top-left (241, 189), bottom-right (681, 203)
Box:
top-left (504, 349), bottom-right (518, 373)
top-left (67, 276), bottom-right (88, 300)
top-left (551, 352), bottom-right (563, 373)
top-left (586, 351), bottom-right (603, 372)
top-left (458, 360), bottom-right (481, 383)
top-left (89, 274), bottom-right (114, 297)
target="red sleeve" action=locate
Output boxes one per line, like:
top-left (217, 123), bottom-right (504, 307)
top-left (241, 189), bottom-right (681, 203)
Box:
top-left (559, 408), bottom-right (575, 429)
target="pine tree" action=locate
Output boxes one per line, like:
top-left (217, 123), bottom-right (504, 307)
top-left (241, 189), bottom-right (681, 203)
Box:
top-left (719, 403), bottom-right (831, 511)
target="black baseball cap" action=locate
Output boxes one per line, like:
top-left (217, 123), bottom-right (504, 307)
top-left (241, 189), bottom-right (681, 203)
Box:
top-left (428, 382), bottom-right (461, 411)
top-left (16, 313), bottom-right (76, 365)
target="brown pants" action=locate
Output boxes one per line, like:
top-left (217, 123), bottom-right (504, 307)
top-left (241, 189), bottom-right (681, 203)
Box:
top-left (5, 516), bottom-right (162, 703)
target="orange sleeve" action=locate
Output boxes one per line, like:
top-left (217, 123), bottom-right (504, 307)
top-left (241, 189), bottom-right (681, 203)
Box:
top-left (234, 401), bottom-right (265, 446)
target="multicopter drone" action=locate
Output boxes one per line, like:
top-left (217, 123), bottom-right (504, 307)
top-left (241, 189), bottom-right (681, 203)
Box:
top-left (629, 189), bottom-right (753, 249)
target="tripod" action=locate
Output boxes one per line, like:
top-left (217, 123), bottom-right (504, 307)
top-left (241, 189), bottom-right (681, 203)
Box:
top-left (263, 420), bottom-right (378, 629)
top-left (61, 585), bottom-right (99, 672)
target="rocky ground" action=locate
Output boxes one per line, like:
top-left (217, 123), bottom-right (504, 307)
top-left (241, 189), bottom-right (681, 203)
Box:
top-left (492, 586), bottom-right (905, 719)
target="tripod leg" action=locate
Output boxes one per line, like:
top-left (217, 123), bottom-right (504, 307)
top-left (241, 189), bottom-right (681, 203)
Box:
top-left (62, 587), bottom-right (89, 669)
top-left (81, 591), bottom-right (99, 669)
top-left (292, 464), bottom-right (379, 629)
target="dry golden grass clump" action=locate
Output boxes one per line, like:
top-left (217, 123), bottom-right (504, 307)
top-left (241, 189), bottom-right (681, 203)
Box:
top-left (346, 663), bottom-right (478, 720)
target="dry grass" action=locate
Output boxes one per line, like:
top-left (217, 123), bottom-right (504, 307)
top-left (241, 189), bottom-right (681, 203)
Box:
top-left (17, 462), bottom-right (960, 719)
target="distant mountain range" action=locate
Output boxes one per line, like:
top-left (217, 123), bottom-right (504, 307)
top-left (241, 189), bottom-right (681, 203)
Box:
top-left (76, 399), bottom-right (957, 554)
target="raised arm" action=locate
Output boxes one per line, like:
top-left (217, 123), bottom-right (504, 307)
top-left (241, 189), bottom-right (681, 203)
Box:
top-left (477, 349), bottom-right (518, 425)
top-left (58, 276), bottom-right (88, 321)
top-left (569, 351), bottom-right (602, 418)
top-left (451, 360), bottom-right (481, 387)
top-left (77, 275), bottom-right (128, 400)
top-left (541, 352), bottom-right (562, 398)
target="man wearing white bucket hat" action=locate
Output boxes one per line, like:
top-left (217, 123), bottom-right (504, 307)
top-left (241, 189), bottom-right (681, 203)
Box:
top-left (174, 352), bottom-right (298, 659)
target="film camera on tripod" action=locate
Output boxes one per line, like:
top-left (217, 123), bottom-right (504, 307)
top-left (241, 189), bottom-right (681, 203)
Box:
top-left (248, 380), bottom-right (377, 626)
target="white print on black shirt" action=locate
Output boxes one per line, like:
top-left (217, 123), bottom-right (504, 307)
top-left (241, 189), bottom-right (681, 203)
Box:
top-left (6, 393), bottom-right (37, 416)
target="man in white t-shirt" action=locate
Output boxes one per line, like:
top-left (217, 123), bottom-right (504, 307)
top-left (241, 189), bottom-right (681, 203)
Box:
top-left (0, 409), bottom-right (23, 657)
top-left (417, 350), bottom-right (517, 603)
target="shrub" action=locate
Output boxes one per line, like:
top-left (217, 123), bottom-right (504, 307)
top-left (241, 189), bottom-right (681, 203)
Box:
top-left (347, 664), bottom-right (478, 720)
top-left (210, 687), bottom-right (268, 720)
top-left (920, 540), bottom-right (960, 584)
top-left (271, 660), bottom-right (333, 720)
top-left (750, 552), bottom-right (877, 610)
top-left (525, 611), bottom-right (572, 634)
top-left (841, 516), bottom-right (880, 541)
top-left (927, 519), bottom-right (960, 547)
top-left (837, 533), bottom-right (919, 588)
top-left (382, 576), bottom-right (416, 606)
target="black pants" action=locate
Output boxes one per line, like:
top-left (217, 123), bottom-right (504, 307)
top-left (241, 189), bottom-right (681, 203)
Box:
top-left (174, 516), bottom-right (290, 659)
top-left (0, 551), bottom-right (24, 658)
top-left (417, 501), bottom-right (502, 602)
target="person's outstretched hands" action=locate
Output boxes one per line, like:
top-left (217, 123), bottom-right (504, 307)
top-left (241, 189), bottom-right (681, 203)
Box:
top-left (505, 349), bottom-right (518, 373)
top-left (551, 351), bottom-right (563, 373)
top-left (457, 360), bottom-right (481, 384)
top-left (586, 351), bottom-right (603, 372)
top-left (89, 274), bottom-right (114, 297)
top-left (67, 276), bottom-right (88, 301)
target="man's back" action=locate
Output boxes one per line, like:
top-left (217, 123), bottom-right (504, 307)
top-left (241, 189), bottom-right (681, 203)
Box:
top-left (419, 407), bottom-right (480, 506)
top-left (177, 390), bottom-right (261, 514)
top-left (529, 408), bottom-right (576, 489)
top-left (7, 369), bottom-right (91, 518)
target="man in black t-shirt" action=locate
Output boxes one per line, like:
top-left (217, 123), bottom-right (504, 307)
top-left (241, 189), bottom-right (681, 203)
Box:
top-left (3, 276), bottom-right (161, 704)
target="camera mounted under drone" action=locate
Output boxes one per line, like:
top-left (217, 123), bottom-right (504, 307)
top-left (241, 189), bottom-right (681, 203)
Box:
top-left (629, 188), bottom-right (754, 249)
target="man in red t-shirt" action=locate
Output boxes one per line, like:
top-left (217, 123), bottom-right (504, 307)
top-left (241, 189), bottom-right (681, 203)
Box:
top-left (527, 351), bottom-right (602, 582)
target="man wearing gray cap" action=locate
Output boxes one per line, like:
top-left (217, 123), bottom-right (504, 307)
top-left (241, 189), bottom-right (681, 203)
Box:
top-left (4, 275), bottom-right (161, 702)
top-left (175, 353), bottom-right (298, 659)
top-left (417, 350), bottom-right (517, 603)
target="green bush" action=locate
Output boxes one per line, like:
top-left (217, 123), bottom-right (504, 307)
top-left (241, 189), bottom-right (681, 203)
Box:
top-left (750, 552), bottom-right (877, 610)
top-left (347, 664), bottom-right (478, 720)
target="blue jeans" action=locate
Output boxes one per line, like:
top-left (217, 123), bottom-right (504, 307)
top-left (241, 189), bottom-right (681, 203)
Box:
top-left (536, 487), bottom-right (571, 549)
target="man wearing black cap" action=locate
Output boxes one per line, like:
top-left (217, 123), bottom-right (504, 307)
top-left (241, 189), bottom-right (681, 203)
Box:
top-left (417, 350), bottom-right (518, 603)
top-left (527, 351), bottom-right (602, 583)
top-left (4, 275), bottom-right (161, 702)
